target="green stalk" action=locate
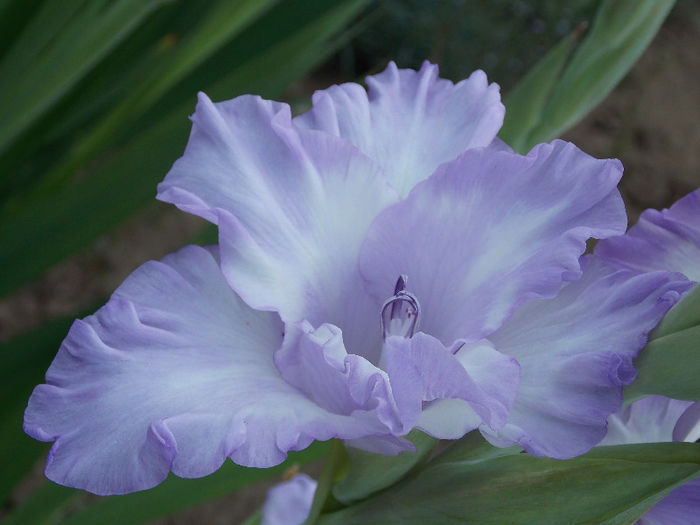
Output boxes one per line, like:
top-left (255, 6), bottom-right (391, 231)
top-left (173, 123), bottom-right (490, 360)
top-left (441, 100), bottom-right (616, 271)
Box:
top-left (303, 440), bottom-right (348, 524)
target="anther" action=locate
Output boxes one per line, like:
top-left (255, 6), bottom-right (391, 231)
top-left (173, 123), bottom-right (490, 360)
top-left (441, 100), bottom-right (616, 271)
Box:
top-left (380, 275), bottom-right (421, 340)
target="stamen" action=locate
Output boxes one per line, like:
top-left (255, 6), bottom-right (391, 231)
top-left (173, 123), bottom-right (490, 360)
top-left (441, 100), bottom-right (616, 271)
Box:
top-left (393, 274), bottom-right (408, 294)
top-left (381, 275), bottom-right (421, 340)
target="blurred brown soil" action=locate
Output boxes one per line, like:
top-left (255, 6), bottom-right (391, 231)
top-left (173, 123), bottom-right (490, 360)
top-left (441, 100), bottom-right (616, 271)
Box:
top-left (1, 18), bottom-right (698, 525)
top-left (0, 205), bottom-right (206, 342)
top-left (564, 24), bottom-right (700, 221)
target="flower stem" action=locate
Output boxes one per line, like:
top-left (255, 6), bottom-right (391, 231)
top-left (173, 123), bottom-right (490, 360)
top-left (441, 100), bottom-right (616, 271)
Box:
top-left (303, 439), bottom-right (348, 524)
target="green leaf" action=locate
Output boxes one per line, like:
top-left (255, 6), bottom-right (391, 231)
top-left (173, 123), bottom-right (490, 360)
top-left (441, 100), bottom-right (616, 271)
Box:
top-left (652, 283), bottom-right (700, 336)
top-left (35, 0), bottom-right (277, 197)
top-left (203, 0), bottom-right (369, 103)
top-left (304, 440), bottom-right (348, 525)
top-left (318, 442), bottom-right (700, 525)
top-left (524, 0), bottom-right (675, 148)
top-left (0, 0), bottom-right (369, 298)
top-left (0, 0), bottom-right (173, 156)
top-left (500, 26), bottom-right (582, 153)
top-left (427, 428), bottom-right (522, 466)
top-left (16, 2), bottom-right (214, 148)
top-left (0, 0), bottom-right (85, 80)
top-left (627, 326), bottom-right (700, 402)
top-left (0, 0), bottom-right (45, 57)
top-left (332, 431), bottom-right (437, 504)
top-left (625, 286), bottom-right (700, 403)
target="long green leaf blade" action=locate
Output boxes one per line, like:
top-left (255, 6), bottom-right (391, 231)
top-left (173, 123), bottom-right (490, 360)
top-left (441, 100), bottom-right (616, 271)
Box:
top-left (524, 0), bottom-right (675, 148)
top-left (651, 284), bottom-right (700, 336)
top-left (0, 0), bottom-right (86, 82)
top-left (500, 27), bottom-right (582, 153)
top-left (35, 0), bottom-right (277, 196)
top-left (332, 431), bottom-right (436, 504)
top-left (625, 286), bottom-right (700, 403)
top-left (0, 0), bottom-right (369, 298)
top-left (318, 442), bottom-right (700, 525)
top-left (627, 326), bottom-right (700, 403)
top-left (0, 0), bottom-right (172, 155)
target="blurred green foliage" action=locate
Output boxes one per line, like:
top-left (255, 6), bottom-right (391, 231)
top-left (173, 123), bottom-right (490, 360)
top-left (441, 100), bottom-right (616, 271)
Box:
top-left (625, 285), bottom-right (700, 404)
top-left (319, 436), bottom-right (700, 525)
top-left (501, 0), bottom-right (676, 152)
top-left (352, 0), bottom-right (597, 89)
top-left (0, 0), bottom-right (369, 298)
